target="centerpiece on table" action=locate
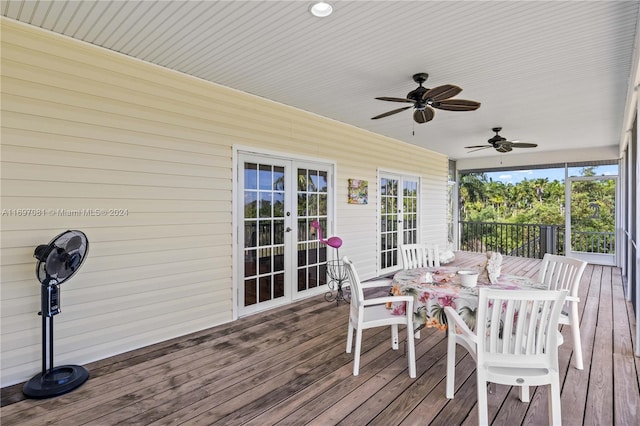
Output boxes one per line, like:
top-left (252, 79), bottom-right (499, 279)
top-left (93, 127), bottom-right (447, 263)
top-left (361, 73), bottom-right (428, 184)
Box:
top-left (479, 251), bottom-right (503, 284)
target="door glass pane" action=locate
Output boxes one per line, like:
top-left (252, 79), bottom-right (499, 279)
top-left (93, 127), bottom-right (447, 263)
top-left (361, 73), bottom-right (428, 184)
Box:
top-left (259, 164), bottom-right (272, 190)
top-left (244, 192), bottom-right (257, 218)
top-left (570, 179), bottom-right (616, 254)
top-left (245, 223), bottom-right (257, 247)
top-left (274, 273), bottom-right (284, 298)
top-left (274, 220), bottom-right (284, 244)
top-left (319, 193), bottom-right (328, 215)
top-left (298, 193), bottom-right (307, 216)
top-left (318, 171), bottom-right (328, 192)
top-left (258, 193), bottom-right (271, 217)
top-left (273, 166), bottom-right (285, 190)
top-left (244, 278), bottom-right (257, 305)
top-left (259, 276), bottom-right (271, 302)
top-left (309, 194), bottom-right (318, 216)
top-left (274, 192), bottom-right (284, 217)
top-left (244, 163), bottom-right (257, 190)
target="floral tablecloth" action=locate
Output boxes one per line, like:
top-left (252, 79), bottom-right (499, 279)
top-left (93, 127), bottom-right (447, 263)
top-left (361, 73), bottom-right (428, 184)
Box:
top-left (388, 266), bottom-right (547, 331)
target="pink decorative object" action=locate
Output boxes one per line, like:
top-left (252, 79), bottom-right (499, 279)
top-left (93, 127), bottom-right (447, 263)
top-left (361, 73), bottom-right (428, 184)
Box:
top-left (311, 220), bottom-right (343, 257)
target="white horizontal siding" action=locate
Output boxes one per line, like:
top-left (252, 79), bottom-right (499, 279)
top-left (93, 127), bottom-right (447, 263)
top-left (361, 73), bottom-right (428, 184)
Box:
top-left (0, 19), bottom-right (448, 386)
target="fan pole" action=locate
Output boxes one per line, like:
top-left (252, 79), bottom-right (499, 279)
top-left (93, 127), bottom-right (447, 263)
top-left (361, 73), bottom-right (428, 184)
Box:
top-left (41, 310), bottom-right (47, 375)
top-left (41, 281), bottom-right (58, 374)
top-left (47, 308), bottom-right (54, 373)
top-left (23, 282), bottom-right (89, 399)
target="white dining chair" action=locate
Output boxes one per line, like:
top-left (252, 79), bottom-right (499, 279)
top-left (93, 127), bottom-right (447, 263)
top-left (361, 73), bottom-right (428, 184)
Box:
top-left (342, 256), bottom-right (416, 378)
top-left (400, 244), bottom-right (440, 269)
top-left (538, 254), bottom-right (588, 370)
top-left (445, 288), bottom-right (568, 426)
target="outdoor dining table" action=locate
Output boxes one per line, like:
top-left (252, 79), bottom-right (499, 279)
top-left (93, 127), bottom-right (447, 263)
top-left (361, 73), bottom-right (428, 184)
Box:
top-left (388, 266), bottom-right (548, 332)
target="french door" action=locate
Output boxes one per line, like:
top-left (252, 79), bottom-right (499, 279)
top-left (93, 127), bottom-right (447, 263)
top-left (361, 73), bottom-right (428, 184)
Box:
top-left (379, 173), bottom-right (419, 275)
top-left (237, 152), bottom-right (334, 315)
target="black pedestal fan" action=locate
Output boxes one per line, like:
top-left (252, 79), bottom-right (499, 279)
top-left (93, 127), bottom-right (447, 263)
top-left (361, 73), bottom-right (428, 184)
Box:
top-left (23, 230), bottom-right (90, 398)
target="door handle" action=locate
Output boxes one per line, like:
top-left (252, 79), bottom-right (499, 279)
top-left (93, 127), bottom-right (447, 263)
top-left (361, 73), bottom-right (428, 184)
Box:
top-left (285, 227), bottom-right (292, 232)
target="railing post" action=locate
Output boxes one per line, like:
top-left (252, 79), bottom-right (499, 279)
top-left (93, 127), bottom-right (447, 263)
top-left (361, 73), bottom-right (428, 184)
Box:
top-left (539, 226), bottom-right (546, 258)
top-left (539, 225), bottom-right (557, 257)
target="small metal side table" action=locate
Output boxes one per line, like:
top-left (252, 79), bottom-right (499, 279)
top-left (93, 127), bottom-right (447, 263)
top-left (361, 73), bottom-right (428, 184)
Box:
top-left (324, 260), bottom-right (350, 305)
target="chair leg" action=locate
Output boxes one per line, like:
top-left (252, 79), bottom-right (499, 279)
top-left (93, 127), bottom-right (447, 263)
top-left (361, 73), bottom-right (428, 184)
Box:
top-left (353, 327), bottom-right (363, 376)
top-left (570, 305), bottom-right (583, 370)
top-left (549, 377), bottom-right (562, 425)
top-left (446, 333), bottom-right (456, 398)
top-left (519, 385), bottom-right (530, 403)
top-left (391, 325), bottom-right (399, 350)
top-left (346, 320), bottom-right (354, 354)
top-left (477, 374), bottom-right (489, 426)
top-left (406, 325), bottom-right (416, 378)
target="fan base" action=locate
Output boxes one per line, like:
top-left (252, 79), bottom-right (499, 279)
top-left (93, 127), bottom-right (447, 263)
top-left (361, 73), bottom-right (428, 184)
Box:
top-left (23, 365), bottom-right (89, 399)
top-left (412, 73), bottom-right (429, 84)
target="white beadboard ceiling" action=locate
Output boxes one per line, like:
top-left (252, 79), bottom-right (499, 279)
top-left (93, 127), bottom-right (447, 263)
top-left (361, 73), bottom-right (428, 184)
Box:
top-left (2, 0), bottom-right (639, 167)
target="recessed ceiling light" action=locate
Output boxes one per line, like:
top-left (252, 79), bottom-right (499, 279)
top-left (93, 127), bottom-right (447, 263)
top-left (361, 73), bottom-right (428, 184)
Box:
top-left (310, 2), bottom-right (333, 18)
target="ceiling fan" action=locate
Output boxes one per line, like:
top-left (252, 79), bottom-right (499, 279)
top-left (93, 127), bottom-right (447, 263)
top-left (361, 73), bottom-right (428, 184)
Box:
top-left (371, 73), bottom-right (481, 124)
top-left (465, 127), bottom-right (538, 153)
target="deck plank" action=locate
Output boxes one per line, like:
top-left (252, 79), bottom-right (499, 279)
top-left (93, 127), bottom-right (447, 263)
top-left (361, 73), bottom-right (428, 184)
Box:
top-left (1, 252), bottom-right (635, 426)
top-left (584, 266), bottom-right (614, 426)
top-left (555, 264), bottom-right (598, 426)
top-left (611, 266), bottom-right (640, 425)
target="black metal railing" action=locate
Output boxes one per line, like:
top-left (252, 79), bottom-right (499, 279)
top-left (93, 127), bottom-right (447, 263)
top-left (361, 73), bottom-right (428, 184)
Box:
top-left (459, 221), bottom-right (559, 258)
top-left (459, 221), bottom-right (615, 259)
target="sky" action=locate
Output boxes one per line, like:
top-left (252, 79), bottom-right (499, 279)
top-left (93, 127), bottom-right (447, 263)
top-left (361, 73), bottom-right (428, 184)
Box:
top-left (484, 165), bottom-right (619, 184)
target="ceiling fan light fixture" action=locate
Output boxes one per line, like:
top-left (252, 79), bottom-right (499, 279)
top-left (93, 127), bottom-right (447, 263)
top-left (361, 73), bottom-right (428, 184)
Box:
top-left (309, 2), bottom-right (333, 17)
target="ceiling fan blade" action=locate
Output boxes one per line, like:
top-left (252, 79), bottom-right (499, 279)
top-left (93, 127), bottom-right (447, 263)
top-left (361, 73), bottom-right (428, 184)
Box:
top-left (422, 84), bottom-right (462, 102)
top-left (413, 107), bottom-right (435, 124)
top-left (371, 106), bottom-right (412, 120)
top-left (467, 146), bottom-right (492, 153)
top-left (510, 142), bottom-right (538, 148)
top-left (433, 99), bottom-right (481, 111)
top-left (375, 96), bottom-right (415, 103)
top-left (464, 145), bottom-right (492, 149)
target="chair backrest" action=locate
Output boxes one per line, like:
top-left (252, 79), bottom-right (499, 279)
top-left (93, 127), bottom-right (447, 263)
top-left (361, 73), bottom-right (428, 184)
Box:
top-left (342, 256), bottom-right (365, 316)
top-left (537, 254), bottom-right (587, 297)
top-left (400, 244), bottom-right (440, 269)
top-left (476, 288), bottom-right (568, 369)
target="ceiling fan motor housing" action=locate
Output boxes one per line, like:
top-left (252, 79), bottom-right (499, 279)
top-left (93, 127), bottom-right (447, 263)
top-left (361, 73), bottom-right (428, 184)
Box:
top-left (489, 134), bottom-right (507, 145)
top-left (407, 87), bottom-right (427, 102)
top-left (34, 244), bottom-right (52, 262)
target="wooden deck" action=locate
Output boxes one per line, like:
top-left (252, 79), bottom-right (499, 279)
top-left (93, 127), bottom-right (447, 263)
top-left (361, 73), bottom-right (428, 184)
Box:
top-left (2, 252), bottom-right (638, 425)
